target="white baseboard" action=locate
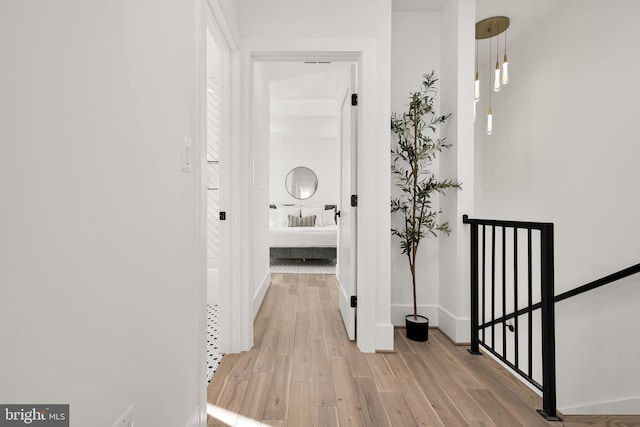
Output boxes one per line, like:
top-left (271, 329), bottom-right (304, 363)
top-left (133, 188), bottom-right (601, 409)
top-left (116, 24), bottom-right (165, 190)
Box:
top-left (561, 396), bottom-right (640, 415)
top-left (391, 304), bottom-right (439, 327)
top-left (206, 268), bottom-right (219, 306)
top-left (184, 405), bottom-right (202, 427)
top-left (437, 306), bottom-right (470, 344)
top-left (391, 304), bottom-right (470, 343)
top-left (253, 271), bottom-right (271, 318)
top-left (375, 322), bottom-right (395, 351)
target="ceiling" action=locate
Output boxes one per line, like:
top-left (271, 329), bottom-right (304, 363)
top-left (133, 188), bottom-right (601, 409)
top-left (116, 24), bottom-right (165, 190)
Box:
top-left (266, 62), bottom-right (350, 101)
top-left (265, 1), bottom-right (562, 104)
top-left (476, 0), bottom-right (560, 47)
top-left (392, 0), bottom-right (445, 11)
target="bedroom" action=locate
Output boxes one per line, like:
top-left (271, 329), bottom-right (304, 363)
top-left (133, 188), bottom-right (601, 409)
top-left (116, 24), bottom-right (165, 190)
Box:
top-left (266, 61), bottom-right (354, 275)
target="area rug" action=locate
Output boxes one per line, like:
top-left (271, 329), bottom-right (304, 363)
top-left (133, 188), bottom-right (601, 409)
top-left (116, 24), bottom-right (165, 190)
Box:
top-left (270, 258), bottom-right (336, 275)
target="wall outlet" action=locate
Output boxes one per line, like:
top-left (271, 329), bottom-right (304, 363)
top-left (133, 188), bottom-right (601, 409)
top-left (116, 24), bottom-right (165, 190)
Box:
top-left (112, 404), bottom-right (134, 427)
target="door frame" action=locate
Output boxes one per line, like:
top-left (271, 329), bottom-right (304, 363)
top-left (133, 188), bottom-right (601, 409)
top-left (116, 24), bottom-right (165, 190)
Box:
top-left (242, 37), bottom-right (390, 353)
top-left (203, 0), bottom-right (237, 356)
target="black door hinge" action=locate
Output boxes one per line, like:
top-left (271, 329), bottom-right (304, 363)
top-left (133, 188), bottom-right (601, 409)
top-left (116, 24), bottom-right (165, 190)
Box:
top-left (351, 93), bottom-right (358, 106)
top-left (350, 195), bottom-right (358, 207)
top-left (350, 295), bottom-right (357, 308)
top-left (219, 211), bottom-right (226, 220)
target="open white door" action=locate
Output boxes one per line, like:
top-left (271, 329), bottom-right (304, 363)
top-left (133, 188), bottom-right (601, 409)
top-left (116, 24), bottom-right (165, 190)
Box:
top-left (337, 63), bottom-right (357, 340)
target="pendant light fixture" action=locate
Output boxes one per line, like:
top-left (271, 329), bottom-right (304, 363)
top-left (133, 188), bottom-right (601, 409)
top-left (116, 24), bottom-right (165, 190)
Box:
top-left (475, 16), bottom-right (510, 135)
top-left (487, 24), bottom-right (493, 136)
top-left (494, 29), bottom-right (501, 92)
top-left (502, 29), bottom-right (509, 85)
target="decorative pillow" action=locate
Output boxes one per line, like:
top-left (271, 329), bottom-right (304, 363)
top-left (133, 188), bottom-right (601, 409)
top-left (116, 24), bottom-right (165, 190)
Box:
top-left (288, 215), bottom-right (316, 227)
top-left (324, 208), bottom-right (336, 226)
top-left (300, 206), bottom-right (325, 227)
top-left (277, 206), bottom-right (300, 227)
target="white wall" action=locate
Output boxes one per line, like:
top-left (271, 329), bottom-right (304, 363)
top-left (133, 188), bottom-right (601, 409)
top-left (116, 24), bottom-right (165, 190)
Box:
top-left (473, 0), bottom-right (640, 414)
top-left (237, 0), bottom-right (393, 351)
top-left (438, 0), bottom-right (476, 343)
top-left (390, 11), bottom-right (443, 325)
top-left (212, 0), bottom-right (240, 42)
top-left (270, 116), bottom-right (340, 207)
top-left (0, 1), bottom-right (203, 426)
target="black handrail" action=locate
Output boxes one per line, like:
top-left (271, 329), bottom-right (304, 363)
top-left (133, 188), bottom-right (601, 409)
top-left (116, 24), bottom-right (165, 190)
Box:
top-left (555, 262), bottom-right (640, 303)
top-left (463, 215), bottom-right (560, 421)
top-left (477, 261), bottom-right (640, 330)
top-left (464, 214), bottom-right (640, 422)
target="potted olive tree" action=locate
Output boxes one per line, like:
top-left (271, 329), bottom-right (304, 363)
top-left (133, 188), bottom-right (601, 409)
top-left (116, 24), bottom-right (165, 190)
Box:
top-left (391, 71), bottom-right (461, 342)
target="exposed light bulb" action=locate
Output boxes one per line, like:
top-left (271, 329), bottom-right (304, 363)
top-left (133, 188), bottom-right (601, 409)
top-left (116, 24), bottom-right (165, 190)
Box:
top-left (487, 105), bottom-right (493, 135)
top-left (473, 100), bottom-right (477, 122)
top-left (474, 71), bottom-right (480, 101)
top-left (494, 61), bottom-right (501, 92)
top-left (502, 53), bottom-right (509, 85)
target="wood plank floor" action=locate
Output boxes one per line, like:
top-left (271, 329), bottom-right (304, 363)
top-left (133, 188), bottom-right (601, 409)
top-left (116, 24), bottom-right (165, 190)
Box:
top-left (207, 273), bottom-right (640, 427)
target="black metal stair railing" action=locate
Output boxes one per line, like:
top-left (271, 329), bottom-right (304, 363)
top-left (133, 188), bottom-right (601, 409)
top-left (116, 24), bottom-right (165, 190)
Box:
top-left (462, 215), bottom-right (560, 421)
top-left (463, 214), bottom-right (640, 421)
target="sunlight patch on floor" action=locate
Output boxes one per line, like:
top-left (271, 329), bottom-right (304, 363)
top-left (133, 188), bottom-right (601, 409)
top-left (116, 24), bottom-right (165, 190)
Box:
top-left (206, 404), bottom-right (271, 427)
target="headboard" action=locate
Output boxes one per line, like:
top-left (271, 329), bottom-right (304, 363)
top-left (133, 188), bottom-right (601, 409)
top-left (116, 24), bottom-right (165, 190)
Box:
top-left (270, 204), bottom-right (336, 210)
top-left (270, 204), bottom-right (338, 223)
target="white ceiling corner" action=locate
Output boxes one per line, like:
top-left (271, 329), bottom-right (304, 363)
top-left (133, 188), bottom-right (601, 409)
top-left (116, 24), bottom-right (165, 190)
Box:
top-left (392, 0), bottom-right (445, 12)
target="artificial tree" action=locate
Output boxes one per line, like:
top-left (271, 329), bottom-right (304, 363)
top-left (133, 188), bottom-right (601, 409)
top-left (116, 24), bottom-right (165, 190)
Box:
top-left (391, 71), bottom-right (461, 340)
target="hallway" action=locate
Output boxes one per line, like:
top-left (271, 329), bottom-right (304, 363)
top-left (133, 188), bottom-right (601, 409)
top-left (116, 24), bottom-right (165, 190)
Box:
top-left (206, 274), bottom-right (633, 426)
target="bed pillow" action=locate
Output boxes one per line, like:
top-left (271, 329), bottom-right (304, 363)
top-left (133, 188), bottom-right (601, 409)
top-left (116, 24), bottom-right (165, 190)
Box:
top-left (324, 208), bottom-right (336, 226)
top-left (276, 206), bottom-right (300, 227)
top-left (300, 206), bottom-right (325, 227)
top-left (288, 215), bottom-right (316, 227)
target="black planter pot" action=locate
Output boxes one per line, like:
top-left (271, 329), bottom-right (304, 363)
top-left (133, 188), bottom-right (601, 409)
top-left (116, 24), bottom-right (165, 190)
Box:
top-left (405, 314), bottom-right (429, 342)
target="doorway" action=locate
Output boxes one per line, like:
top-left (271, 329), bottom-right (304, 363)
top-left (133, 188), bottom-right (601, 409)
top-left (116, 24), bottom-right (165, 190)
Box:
top-left (204, 10), bottom-right (234, 380)
top-left (259, 60), bottom-right (358, 340)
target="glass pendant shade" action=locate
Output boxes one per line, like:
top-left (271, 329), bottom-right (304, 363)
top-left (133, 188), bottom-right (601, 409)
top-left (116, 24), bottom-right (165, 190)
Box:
top-left (493, 61), bottom-right (501, 92)
top-left (487, 105), bottom-right (493, 135)
top-left (502, 54), bottom-right (509, 85)
top-left (474, 72), bottom-right (480, 101)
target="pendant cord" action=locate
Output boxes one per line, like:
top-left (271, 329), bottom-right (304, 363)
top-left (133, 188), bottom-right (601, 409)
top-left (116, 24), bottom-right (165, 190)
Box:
top-left (488, 23), bottom-right (492, 107)
top-left (504, 28), bottom-right (507, 56)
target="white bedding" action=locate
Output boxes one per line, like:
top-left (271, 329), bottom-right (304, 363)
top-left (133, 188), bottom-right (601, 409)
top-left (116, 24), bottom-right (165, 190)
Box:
top-left (269, 225), bottom-right (338, 248)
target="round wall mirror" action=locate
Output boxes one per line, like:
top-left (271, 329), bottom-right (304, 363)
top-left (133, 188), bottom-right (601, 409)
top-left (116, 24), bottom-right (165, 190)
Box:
top-left (285, 166), bottom-right (318, 200)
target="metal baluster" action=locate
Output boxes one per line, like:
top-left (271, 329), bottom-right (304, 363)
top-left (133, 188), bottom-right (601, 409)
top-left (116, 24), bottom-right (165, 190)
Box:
top-left (469, 222), bottom-right (480, 355)
top-left (514, 227), bottom-right (519, 369)
top-left (502, 226), bottom-right (507, 360)
top-left (538, 224), bottom-right (560, 420)
top-left (482, 225), bottom-right (486, 344)
top-left (491, 225), bottom-right (496, 351)
top-left (527, 228), bottom-right (533, 379)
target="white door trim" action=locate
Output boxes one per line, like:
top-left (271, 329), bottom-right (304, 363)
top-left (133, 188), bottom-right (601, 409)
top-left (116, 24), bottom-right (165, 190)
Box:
top-left (204, 4), bottom-right (253, 356)
top-left (241, 37), bottom-right (392, 353)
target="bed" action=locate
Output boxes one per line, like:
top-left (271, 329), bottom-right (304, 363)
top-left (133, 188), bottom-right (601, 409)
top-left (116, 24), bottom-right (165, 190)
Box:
top-left (269, 204), bottom-right (338, 261)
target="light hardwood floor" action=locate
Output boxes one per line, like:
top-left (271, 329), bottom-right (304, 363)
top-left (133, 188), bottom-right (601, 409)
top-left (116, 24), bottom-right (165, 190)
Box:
top-left (207, 273), bottom-right (640, 427)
